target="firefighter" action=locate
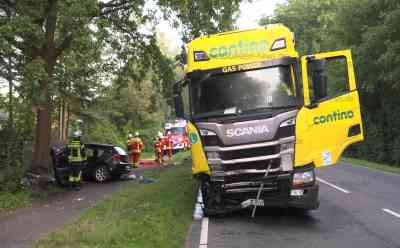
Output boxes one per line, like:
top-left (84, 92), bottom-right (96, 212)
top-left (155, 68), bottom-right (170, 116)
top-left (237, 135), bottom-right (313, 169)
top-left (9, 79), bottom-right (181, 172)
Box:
top-left (165, 131), bottom-right (173, 159)
top-left (131, 131), bottom-right (144, 167)
top-left (154, 132), bottom-right (163, 163)
top-left (67, 130), bottom-right (86, 191)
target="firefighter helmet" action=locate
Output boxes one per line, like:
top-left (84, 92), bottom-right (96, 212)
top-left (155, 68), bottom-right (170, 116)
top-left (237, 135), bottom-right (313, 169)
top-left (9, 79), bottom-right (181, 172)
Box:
top-left (73, 130), bottom-right (82, 138)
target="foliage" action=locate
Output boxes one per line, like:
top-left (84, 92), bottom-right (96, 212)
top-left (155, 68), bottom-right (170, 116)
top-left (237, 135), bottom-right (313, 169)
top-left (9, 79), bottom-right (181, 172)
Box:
top-left (0, 127), bottom-right (26, 194)
top-left (0, 0), bottom-right (246, 174)
top-left (158, 0), bottom-right (243, 42)
top-left (0, 190), bottom-right (31, 211)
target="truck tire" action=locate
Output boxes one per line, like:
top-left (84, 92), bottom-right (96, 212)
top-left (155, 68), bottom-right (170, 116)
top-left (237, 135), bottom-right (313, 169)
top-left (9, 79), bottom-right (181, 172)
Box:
top-left (201, 181), bottom-right (221, 217)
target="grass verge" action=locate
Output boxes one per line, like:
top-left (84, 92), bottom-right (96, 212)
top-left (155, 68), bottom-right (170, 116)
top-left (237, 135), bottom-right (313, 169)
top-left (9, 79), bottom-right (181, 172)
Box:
top-left (0, 190), bottom-right (32, 211)
top-left (34, 156), bottom-right (197, 248)
top-left (0, 185), bottom-right (67, 212)
top-left (341, 157), bottom-right (400, 175)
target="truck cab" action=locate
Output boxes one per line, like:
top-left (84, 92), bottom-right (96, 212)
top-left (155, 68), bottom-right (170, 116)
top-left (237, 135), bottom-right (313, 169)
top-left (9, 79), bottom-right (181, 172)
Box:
top-left (174, 24), bottom-right (364, 215)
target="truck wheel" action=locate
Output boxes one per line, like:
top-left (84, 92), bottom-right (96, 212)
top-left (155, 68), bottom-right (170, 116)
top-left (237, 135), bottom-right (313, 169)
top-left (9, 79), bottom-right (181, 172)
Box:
top-left (93, 165), bottom-right (110, 183)
top-left (201, 182), bottom-right (220, 217)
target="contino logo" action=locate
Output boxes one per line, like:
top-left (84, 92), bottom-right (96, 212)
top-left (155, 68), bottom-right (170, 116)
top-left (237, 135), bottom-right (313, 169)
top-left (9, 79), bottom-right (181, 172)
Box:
top-left (314, 110), bottom-right (354, 125)
top-left (208, 39), bottom-right (269, 59)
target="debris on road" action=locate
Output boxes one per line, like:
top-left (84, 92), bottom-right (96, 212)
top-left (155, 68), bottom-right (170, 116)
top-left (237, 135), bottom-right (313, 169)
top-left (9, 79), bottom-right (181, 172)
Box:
top-left (139, 176), bottom-right (157, 184)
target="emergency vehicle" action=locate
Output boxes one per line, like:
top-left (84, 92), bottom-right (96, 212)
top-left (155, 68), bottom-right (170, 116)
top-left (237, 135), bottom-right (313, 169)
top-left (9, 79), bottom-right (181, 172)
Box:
top-left (164, 119), bottom-right (190, 152)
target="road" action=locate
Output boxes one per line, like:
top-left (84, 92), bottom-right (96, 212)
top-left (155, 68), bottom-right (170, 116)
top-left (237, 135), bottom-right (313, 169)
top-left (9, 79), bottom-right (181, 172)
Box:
top-left (186, 162), bottom-right (400, 248)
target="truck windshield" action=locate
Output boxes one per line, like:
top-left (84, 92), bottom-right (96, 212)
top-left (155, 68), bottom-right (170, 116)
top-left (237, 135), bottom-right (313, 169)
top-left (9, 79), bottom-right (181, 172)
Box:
top-left (191, 65), bottom-right (299, 119)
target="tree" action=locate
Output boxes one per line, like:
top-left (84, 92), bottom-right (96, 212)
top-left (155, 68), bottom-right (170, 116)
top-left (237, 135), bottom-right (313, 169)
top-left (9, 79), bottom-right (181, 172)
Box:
top-left (0, 0), bottom-right (247, 175)
top-left (260, 0), bottom-right (341, 54)
top-left (157, 0), bottom-right (243, 41)
top-left (0, 0), bottom-right (153, 173)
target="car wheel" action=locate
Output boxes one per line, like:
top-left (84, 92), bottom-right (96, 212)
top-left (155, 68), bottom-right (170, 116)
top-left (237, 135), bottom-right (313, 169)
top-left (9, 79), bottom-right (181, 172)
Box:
top-left (93, 165), bottom-right (110, 183)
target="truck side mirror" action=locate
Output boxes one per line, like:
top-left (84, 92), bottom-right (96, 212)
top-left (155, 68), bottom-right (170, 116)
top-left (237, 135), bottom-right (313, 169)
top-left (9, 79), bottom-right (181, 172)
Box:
top-left (173, 81), bottom-right (184, 118)
top-left (309, 59), bottom-right (328, 102)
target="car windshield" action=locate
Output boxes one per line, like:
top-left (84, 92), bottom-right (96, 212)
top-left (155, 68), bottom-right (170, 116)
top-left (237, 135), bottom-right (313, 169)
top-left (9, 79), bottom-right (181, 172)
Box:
top-left (114, 146), bottom-right (127, 155)
top-left (167, 127), bottom-right (185, 135)
top-left (191, 65), bottom-right (299, 119)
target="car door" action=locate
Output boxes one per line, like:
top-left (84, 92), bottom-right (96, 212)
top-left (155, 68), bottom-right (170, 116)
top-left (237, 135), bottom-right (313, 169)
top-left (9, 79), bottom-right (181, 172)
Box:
top-left (295, 50), bottom-right (364, 167)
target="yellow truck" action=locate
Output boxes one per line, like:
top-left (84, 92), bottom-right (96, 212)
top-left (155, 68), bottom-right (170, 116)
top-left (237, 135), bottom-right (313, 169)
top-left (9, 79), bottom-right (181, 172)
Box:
top-left (173, 24), bottom-right (364, 216)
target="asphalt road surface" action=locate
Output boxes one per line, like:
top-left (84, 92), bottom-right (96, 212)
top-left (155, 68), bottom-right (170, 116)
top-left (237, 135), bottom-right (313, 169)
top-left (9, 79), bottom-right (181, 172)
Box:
top-left (186, 162), bottom-right (400, 248)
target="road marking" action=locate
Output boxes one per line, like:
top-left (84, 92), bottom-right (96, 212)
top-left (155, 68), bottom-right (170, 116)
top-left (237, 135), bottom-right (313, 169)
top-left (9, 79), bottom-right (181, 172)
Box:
top-left (199, 217), bottom-right (209, 248)
top-left (193, 190), bottom-right (204, 220)
top-left (382, 208), bottom-right (400, 218)
top-left (316, 177), bottom-right (350, 194)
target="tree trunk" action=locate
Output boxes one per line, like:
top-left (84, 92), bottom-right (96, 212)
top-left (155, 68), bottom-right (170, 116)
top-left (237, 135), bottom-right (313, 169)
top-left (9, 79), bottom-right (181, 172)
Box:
top-left (31, 0), bottom-right (58, 173)
top-left (31, 105), bottom-right (52, 173)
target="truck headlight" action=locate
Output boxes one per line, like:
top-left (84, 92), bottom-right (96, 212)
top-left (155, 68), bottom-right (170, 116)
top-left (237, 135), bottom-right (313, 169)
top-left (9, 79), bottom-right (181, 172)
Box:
top-left (293, 170), bottom-right (314, 186)
top-left (279, 118), bottom-right (295, 127)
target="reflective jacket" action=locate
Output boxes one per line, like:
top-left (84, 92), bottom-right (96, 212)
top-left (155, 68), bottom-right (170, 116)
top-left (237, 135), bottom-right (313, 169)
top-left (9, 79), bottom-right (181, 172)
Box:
top-left (68, 139), bottom-right (86, 162)
top-left (130, 137), bottom-right (144, 153)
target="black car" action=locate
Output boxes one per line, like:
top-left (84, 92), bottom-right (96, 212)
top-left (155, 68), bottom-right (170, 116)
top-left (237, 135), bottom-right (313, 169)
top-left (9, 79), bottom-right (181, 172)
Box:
top-left (51, 143), bottom-right (132, 187)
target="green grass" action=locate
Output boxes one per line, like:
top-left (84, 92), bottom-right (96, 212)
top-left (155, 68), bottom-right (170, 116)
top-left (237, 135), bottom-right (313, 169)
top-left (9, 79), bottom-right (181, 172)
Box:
top-left (0, 185), bottom-right (67, 212)
top-left (0, 190), bottom-right (32, 211)
top-left (33, 157), bottom-right (197, 248)
top-left (170, 150), bottom-right (191, 163)
top-left (341, 157), bottom-right (400, 175)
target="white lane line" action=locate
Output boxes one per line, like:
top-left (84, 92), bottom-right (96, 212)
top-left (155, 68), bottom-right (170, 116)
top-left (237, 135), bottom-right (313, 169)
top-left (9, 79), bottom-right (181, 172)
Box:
top-left (193, 189), bottom-right (204, 220)
top-left (382, 208), bottom-right (400, 218)
top-left (199, 217), bottom-right (209, 248)
top-left (316, 177), bottom-right (350, 194)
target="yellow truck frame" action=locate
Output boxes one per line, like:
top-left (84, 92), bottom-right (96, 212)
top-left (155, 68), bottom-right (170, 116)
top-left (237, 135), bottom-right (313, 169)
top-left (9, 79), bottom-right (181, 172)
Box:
top-left (174, 24), bottom-right (364, 216)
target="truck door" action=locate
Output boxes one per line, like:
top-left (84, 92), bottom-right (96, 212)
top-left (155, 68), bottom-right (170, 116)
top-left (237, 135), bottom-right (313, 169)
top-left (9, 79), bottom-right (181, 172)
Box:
top-left (295, 50), bottom-right (364, 167)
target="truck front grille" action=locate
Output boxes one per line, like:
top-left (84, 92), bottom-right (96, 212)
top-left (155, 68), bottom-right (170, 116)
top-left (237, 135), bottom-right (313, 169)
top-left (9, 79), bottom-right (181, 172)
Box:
top-left (220, 145), bottom-right (279, 160)
top-left (205, 137), bottom-right (295, 193)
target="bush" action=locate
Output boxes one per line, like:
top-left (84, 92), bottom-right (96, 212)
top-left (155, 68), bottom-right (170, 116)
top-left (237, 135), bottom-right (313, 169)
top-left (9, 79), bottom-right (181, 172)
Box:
top-left (0, 127), bottom-right (26, 192)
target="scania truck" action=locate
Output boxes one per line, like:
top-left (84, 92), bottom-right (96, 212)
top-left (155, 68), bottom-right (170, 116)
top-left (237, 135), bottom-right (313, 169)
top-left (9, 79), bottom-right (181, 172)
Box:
top-left (173, 24), bottom-right (364, 216)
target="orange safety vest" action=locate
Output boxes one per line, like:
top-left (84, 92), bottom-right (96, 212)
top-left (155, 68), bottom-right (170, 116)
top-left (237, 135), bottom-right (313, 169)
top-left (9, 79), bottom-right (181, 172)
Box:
top-left (154, 139), bottom-right (162, 152)
top-left (131, 137), bottom-right (143, 153)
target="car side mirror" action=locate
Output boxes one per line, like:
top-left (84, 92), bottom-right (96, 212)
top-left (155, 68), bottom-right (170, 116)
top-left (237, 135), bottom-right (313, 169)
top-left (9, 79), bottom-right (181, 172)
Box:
top-left (309, 59), bottom-right (328, 102)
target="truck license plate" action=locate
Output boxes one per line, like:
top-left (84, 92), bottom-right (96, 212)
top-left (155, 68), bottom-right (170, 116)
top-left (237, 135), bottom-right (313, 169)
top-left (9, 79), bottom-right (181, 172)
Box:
top-left (241, 199), bottom-right (265, 208)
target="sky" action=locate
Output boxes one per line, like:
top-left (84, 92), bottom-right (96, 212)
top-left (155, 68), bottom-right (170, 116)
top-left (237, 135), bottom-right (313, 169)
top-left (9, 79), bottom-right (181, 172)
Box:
top-left (236, 0), bottom-right (286, 29)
